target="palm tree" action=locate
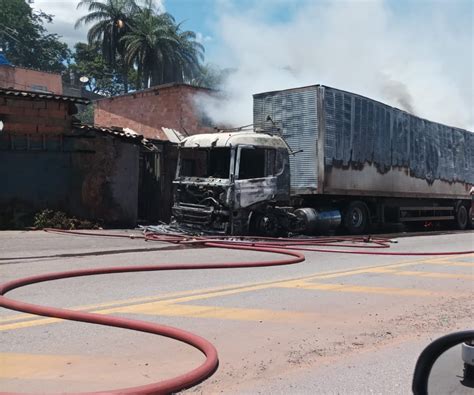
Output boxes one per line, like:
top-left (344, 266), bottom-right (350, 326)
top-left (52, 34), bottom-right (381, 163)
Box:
top-left (163, 23), bottom-right (205, 84)
top-left (75, 0), bottom-right (138, 92)
top-left (122, 1), bottom-right (204, 88)
top-left (121, 5), bottom-right (177, 89)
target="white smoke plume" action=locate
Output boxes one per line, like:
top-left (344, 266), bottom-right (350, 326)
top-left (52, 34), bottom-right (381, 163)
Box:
top-left (197, 0), bottom-right (473, 130)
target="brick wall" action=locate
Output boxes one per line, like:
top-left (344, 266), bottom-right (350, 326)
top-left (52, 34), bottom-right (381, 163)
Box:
top-left (94, 84), bottom-right (215, 140)
top-left (0, 65), bottom-right (63, 94)
top-left (0, 96), bottom-right (75, 134)
top-left (0, 66), bottom-right (15, 90)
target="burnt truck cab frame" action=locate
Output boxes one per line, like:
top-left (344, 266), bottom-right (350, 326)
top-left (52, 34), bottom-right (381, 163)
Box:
top-left (172, 131), bottom-right (292, 235)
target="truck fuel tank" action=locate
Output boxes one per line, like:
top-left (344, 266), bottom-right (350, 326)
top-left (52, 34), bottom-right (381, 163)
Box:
top-left (294, 207), bottom-right (341, 234)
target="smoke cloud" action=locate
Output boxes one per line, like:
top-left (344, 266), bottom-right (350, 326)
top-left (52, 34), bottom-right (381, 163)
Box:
top-left (198, 0), bottom-right (473, 130)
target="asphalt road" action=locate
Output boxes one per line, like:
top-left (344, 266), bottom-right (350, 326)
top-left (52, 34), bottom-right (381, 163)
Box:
top-left (0, 230), bottom-right (473, 394)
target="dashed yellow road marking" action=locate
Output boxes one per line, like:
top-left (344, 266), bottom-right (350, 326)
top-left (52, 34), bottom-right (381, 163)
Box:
top-left (425, 254), bottom-right (473, 263)
top-left (0, 284), bottom-right (257, 324)
top-left (0, 318), bottom-right (62, 332)
top-left (370, 268), bottom-right (474, 280)
top-left (0, 352), bottom-right (163, 383)
top-left (0, 353), bottom-right (95, 379)
top-left (113, 302), bottom-right (313, 322)
top-left (1, 254), bottom-right (471, 331)
top-left (307, 259), bottom-right (461, 280)
top-left (422, 260), bottom-right (474, 267)
top-left (276, 280), bottom-right (447, 296)
top-left (0, 257), bottom-right (425, 327)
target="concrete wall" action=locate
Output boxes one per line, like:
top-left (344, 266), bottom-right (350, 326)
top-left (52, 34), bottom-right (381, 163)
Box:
top-left (75, 133), bottom-right (139, 225)
top-left (0, 65), bottom-right (63, 94)
top-left (0, 130), bottom-right (139, 228)
top-left (0, 95), bottom-right (74, 134)
top-left (94, 84), bottom-right (214, 140)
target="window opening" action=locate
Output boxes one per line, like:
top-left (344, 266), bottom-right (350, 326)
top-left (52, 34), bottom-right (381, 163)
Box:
top-left (179, 148), bottom-right (231, 178)
top-left (239, 148), bottom-right (276, 179)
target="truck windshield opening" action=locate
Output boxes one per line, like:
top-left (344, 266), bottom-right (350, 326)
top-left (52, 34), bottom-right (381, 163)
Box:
top-left (179, 147), bottom-right (231, 179)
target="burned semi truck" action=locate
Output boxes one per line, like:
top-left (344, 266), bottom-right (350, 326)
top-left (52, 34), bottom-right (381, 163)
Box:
top-left (172, 85), bottom-right (474, 235)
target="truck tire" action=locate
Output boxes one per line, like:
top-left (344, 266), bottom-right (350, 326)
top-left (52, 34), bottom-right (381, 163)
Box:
top-left (455, 204), bottom-right (468, 230)
top-left (249, 212), bottom-right (280, 237)
top-left (344, 201), bottom-right (370, 235)
top-left (468, 206), bottom-right (473, 229)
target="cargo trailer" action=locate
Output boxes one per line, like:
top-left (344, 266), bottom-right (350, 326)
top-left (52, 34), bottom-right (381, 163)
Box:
top-left (172, 85), bottom-right (473, 235)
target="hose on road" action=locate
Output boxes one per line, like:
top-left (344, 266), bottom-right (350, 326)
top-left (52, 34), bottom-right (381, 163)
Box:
top-left (0, 229), bottom-right (472, 394)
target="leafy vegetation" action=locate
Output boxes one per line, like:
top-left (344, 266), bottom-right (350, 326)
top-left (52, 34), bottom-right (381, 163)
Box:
top-left (0, 0), bottom-right (71, 73)
top-left (75, 0), bottom-right (139, 92)
top-left (33, 209), bottom-right (99, 230)
top-left (0, 0), bottom-right (221, 96)
top-left (74, 0), bottom-right (207, 94)
top-left (75, 103), bottom-right (95, 124)
top-left (63, 42), bottom-right (137, 95)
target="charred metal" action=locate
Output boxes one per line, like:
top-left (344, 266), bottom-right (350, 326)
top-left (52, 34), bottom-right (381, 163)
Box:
top-left (171, 132), bottom-right (296, 235)
top-left (171, 85), bottom-right (473, 236)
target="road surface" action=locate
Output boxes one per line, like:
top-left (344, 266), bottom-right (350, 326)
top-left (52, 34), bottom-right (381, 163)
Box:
top-left (0, 230), bottom-right (473, 393)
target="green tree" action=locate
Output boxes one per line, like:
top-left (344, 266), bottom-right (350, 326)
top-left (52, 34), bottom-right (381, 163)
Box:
top-left (63, 42), bottom-right (136, 96)
top-left (163, 22), bottom-right (204, 84)
top-left (0, 0), bottom-right (70, 73)
top-left (122, 1), bottom-right (204, 88)
top-left (122, 5), bottom-right (177, 89)
top-left (75, 0), bottom-right (139, 92)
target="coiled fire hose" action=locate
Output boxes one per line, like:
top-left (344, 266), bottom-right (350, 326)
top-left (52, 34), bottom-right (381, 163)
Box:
top-left (0, 229), bottom-right (472, 394)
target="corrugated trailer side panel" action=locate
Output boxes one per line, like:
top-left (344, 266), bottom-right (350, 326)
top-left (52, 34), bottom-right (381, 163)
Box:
top-left (324, 87), bottom-right (393, 173)
top-left (254, 85), bottom-right (473, 199)
top-left (253, 87), bottom-right (319, 194)
top-left (321, 86), bottom-right (473, 199)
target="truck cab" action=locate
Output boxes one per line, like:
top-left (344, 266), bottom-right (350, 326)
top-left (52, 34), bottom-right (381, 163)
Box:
top-left (172, 131), bottom-right (291, 235)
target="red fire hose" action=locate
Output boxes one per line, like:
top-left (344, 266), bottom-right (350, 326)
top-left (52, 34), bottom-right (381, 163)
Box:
top-left (0, 229), bottom-right (472, 394)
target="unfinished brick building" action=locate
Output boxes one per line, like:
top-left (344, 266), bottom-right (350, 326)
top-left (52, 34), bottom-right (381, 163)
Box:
top-left (0, 88), bottom-right (154, 228)
top-left (0, 89), bottom-right (80, 134)
top-left (0, 63), bottom-right (63, 94)
top-left (94, 83), bottom-right (215, 140)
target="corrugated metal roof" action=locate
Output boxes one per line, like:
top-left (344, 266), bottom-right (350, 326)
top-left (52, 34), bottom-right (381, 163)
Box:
top-left (0, 88), bottom-right (90, 105)
top-left (74, 123), bottom-right (157, 151)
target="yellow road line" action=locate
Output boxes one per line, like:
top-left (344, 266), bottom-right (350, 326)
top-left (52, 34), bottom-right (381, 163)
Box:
top-left (373, 269), bottom-right (474, 280)
top-left (424, 254), bottom-right (473, 263)
top-left (100, 259), bottom-right (440, 310)
top-left (421, 260), bottom-right (474, 267)
top-left (276, 280), bottom-right (448, 296)
top-left (113, 302), bottom-right (312, 322)
top-left (0, 353), bottom-right (89, 379)
top-left (0, 255), bottom-right (459, 331)
top-left (311, 260), bottom-right (432, 279)
top-left (0, 285), bottom-right (255, 324)
top-left (1, 257), bottom-right (427, 325)
top-left (0, 318), bottom-right (62, 332)
top-left (0, 352), bottom-right (155, 381)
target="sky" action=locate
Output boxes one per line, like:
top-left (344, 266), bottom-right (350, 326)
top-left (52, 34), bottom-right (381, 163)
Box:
top-left (31, 0), bottom-right (473, 129)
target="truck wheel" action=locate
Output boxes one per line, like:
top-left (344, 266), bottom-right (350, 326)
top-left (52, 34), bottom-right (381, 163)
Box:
top-left (455, 204), bottom-right (468, 230)
top-left (468, 206), bottom-right (473, 229)
top-left (250, 212), bottom-right (280, 237)
top-left (344, 201), bottom-right (369, 235)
